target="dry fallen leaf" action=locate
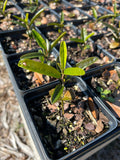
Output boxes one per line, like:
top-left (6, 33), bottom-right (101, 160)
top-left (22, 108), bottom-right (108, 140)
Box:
top-left (109, 70), bottom-right (119, 82)
top-left (88, 97), bottom-right (98, 119)
top-left (95, 120), bottom-right (104, 133)
top-left (33, 72), bottom-right (44, 86)
top-left (109, 41), bottom-right (120, 49)
top-left (106, 101), bottom-right (120, 118)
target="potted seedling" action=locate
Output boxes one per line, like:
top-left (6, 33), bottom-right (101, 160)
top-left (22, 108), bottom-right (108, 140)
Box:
top-left (13, 7), bottom-right (46, 48)
top-left (70, 27), bottom-right (95, 57)
top-left (17, 40), bottom-right (113, 159)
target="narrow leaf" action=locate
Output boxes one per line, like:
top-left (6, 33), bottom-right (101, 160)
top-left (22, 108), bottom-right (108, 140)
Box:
top-left (60, 41), bottom-right (67, 71)
top-left (61, 11), bottom-right (64, 24)
top-left (92, 7), bottom-right (97, 19)
top-left (70, 38), bottom-right (84, 43)
top-left (51, 32), bottom-right (66, 50)
top-left (97, 14), bottom-right (118, 21)
top-left (109, 41), bottom-right (120, 49)
top-left (85, 32), bottom-right (94, 41)
top-left (18, 59), bottom-right (61, 78)
top-left (76, 57), bottom-right (98, 69)
top-left (20, 52), bottom-right (44, 60)
top-left (64, 67), bottom-right (85, 76)
top-left (81, 28), bottom-right (87, 42)
top-left (51, 84), bottom-right (64, 104)
top-left (30, 7), bottom-right (45, 26)
top-left (25, 13), bottom-right (29, 23)
top-left (2, 0), bottom-right (7, 13)
top-left (32, 29), bottom-right (47, 50)
top-left (13, 15), bottom-right (26, 23)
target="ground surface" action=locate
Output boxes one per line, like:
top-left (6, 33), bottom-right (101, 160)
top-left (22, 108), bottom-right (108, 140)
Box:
top-left (0, 53), bottom-right (120, 160)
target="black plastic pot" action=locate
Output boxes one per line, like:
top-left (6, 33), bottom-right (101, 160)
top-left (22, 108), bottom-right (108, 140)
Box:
top-left (83, 62), bottom-right (120, 123)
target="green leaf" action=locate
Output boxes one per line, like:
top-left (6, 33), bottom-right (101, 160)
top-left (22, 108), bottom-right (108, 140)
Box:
top-left (85, 32), bottom-right (94, 41)
top-left (61, 11), bottom-right (64, 24)
top-left (70, 38), bottom-right (84, 43)
top-left (18, 59), bottom-right (61, 78)
top-left (97, 14), bottom-right (118, 21)
top-left (51, 32), bottom-right (66, 50)
top-left (114, 2), bottom-right (117, 14)
top-left (12, 20), bottom-right (26, 28)
top-left (97, 86), bottom-right (103, 93)
top-left (30, 7), bottom-right (45, 26)
top-left (25, 13), bottom-right (29, 23)
top-left (92, 7), bottom-right (97, 19)
top-left (51, 84), bottom-right (64, 104)
top-left (2, 0), bottom-right (7, 13)
top-left (64, 67), bottom-right (85, 76)
top-left (102, 89), bottom-right (111, 95)
top-left (60, 41), bottom-right (67, 71)
top-left (13, 15), bottom-right (26, 23)
top-left (32, 29), bottom-right (47, 51)
top-left (76, 57), bottom-right (98, 69)
top-left (81, 28), bottom-right (87, 42)
top-left (107, 96), bottom-right (115, 103)
top-left (20, 52), bottom-right (44, 60)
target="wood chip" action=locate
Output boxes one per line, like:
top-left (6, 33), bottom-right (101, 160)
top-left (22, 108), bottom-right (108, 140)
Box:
top-left (88, 97), bottom-right (98, 119)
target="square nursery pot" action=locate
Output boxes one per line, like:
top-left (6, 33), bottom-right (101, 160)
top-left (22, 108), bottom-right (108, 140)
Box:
top-left (11, 76), bottom-right (118, 160)
top-left (83, 62), bottom-right (120, 123)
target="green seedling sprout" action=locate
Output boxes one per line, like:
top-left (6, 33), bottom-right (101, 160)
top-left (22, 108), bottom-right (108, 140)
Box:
top-left (20, 28), bottom-right (66, 63)
top-left (0, 0), bottom-right (8, 17)
top-left (18, 40), bottom-right (98, 115)
top-left (70, 28), bottom-right (95, 56)
top-left (13, 7), bottom-right (46, 48)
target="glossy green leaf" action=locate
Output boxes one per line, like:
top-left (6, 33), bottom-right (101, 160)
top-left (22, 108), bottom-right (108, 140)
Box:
top-left (32, 29), bottom-right (47, 51)
top-left (51, 84), bottom-right (64, 104)
top-left (92, 7), bottom-right (97, 19)
top-left (64, 67), bottom-right (85, 76)
top-left (20, 52), bottom-right (44, 60)
top-left (18, 59), bottom-right (61, 78)
top-left (114, 2), bottom-right (117, 14)
top-left (70, 38), bottom-right (84, 43)
top-left (76, 57), bottom-right (98, 69)
top-left (30, 7), bottom-right (45, 26)
top-left (85, 32), bottom-right (94, 41)
top-left (25, 13), bottom-right (29, 23)
top-left (102, 89), bottom-right (111, 95)
top-left (51, 32), bottom-right (66, 50)
top-left (60, 41), bottom-right (67, 71)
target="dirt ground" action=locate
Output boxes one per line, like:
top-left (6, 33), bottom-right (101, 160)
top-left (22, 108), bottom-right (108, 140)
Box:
top-left (0, 53), bottom-right (120, 160)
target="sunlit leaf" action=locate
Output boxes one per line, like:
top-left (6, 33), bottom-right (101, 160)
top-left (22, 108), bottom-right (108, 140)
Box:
top-left (18, 59), bottom-right (61, 78)
top-left (92, 7), bottom-right (97, 19)
top-left (110, 41), bottom-right (120, 49)
top-left (32, 29), bottom-right (47, 51)
top-left (30, 7), bottom-right (45, 26)
top-left (70, 38), bottom-right (84, 43)
top-left (64, 67), bottom-right (85, 76)
top-left (51, 84), bottom-right (64, 104)
top-left (51, 32), bottom-right (66, 50)
top-left (20, 52), bottom-right (44, 60)
top-left (76, 57), bottom-right (98, 69)
top-left (62, 90), bottom-right (72, 101)
top-left (85, 32), bottom-right (94, 41)
top-left (2, 0), bottom-right (7, 13)
top-left (60, 41), bottom-right (67, 71)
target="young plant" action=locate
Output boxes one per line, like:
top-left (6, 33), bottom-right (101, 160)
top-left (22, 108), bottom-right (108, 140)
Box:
top-left (103, 21), bottom-right (120, 49)
top-left (0, 0), bottom-right (9, 17)
top-left (48, 11), bottom-right (65, 33)
top-left (70, 28), bottom-right (94, 56)
top-left (13, 7), bottom-right (45, 48)
top-left (25, 0), bottom-right (39, 13)
top-left (18, 41), bottom-right (85, 115)
top-left (92, 2), bottom-right (120, 22)
top-left (20, 28), bottom-right (66, 63)
top-left (18, 40), bottom-right (98, 115)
